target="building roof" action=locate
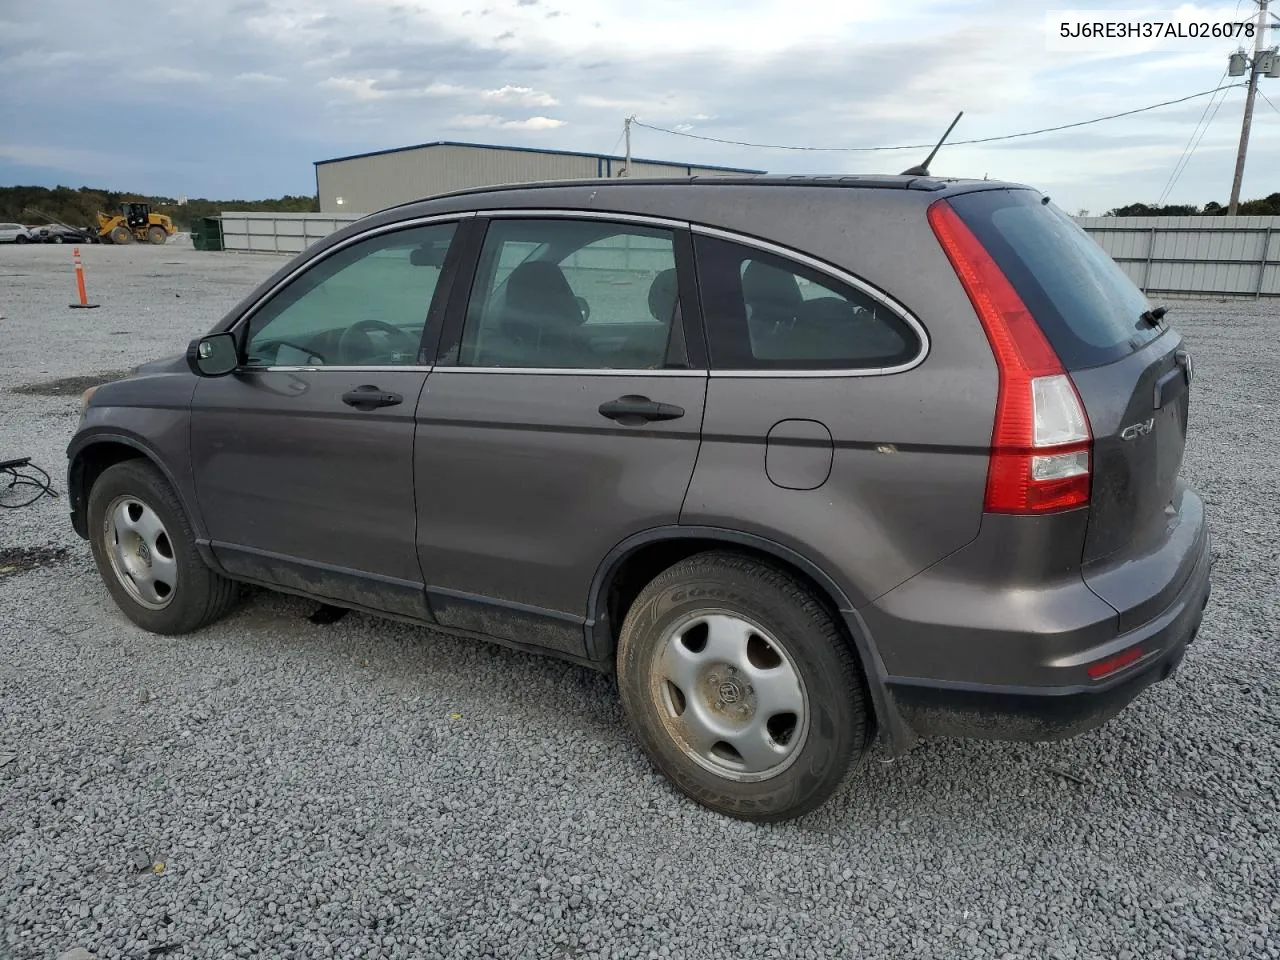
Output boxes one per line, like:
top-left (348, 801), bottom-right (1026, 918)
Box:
top-left (314, 139), bottom-right (766, 174)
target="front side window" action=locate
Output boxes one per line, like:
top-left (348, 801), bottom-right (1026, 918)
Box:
top-left (459, 218), bottom-right (681, 370)
top-left (244, 222), bottom-right (456, 367)
top-left (694, 235), bottom-right (920, 371)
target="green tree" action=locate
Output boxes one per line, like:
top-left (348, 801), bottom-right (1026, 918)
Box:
top-left (0, 185), bottom-right (319, 232)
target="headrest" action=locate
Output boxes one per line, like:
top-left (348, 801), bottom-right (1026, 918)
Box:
top-left (648, 268), bottom-right (678, 323)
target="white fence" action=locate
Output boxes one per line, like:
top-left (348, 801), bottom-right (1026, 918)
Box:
top-left (1077, 215), bottom-right (1280, 300)
top-left (218, 212), bottom-right (360, 255)
top-left (216, 211), bottom-right (1280, 299)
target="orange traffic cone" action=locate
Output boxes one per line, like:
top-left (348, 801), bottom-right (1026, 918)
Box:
top-left (69, 247), bottom-right (100, 309)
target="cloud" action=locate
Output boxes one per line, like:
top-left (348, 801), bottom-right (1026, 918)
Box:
top-left (0, 0), bottom-right (1276, 214)
top-left (0, 142), bottom-right (108, 170)
top-left (480, 84), bottom-right (558, 106)
top-left (138, 66), bottom-right (210, 83)
top-left (320, 76), bottom-right (388, 100)
top-left (234, 71), bottom-right (288, 84)
top-left (447, 114), bottom-right (567, 130)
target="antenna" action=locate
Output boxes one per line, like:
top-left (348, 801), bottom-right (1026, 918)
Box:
top-left (899, 111), bottom-right (964, 176)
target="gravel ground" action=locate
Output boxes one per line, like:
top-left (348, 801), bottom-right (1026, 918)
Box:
top-left (1, 241), bottom-right (1278, 960)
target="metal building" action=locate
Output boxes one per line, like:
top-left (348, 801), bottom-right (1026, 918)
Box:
top-left (313, 140), bottom-right (766, 214)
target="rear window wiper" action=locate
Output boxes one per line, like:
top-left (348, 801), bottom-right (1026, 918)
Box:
top-left (1138, 305), bottom-right (1168, 329)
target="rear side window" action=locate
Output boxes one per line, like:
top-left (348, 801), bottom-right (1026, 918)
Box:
top-left (946, 189), bottom-right (1161, 370)
top-left (693, 235), bottom-right (920, 371)
top-left (459, 218), bottom-right (681, 370)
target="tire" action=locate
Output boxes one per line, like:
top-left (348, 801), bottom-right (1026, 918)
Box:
top-left (110, 226), bottom-right (133, 245)
top-left (616, 551), bottom-right (870, 822)
top-left (146, 225), bottom-right (167, 245)
top-left (87, 460), bottom-right (239, 635)
top-left (54, 235), bottom-right (64, 244)
top-left (13, 235), bottom-right (27, 244)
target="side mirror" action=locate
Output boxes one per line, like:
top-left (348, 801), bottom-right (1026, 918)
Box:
top-left (186, 332), bottom-right (239, 377)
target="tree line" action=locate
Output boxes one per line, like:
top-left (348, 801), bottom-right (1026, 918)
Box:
top-left (1103, 193), bottom-right (1280, 217)
top-left (0, 185), bottom-right (318, 231)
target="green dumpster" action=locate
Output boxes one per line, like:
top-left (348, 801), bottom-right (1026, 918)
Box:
top-left (191, 216), bottom-right (223, 251)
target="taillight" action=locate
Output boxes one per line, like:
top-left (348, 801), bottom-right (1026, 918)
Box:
top-left (928, 199), bottom-right (1092, 514)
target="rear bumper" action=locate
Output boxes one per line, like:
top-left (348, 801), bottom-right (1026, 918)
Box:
top-left (856, 496), bottom-right (1212, 745)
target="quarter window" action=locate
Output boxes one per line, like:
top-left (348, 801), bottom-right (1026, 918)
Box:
top-left (693, 235), bottom-right (920, 371)
top-left (459, 218), bottom-right (682, 370)
top-left (244, 222), bottom-right (456, 367)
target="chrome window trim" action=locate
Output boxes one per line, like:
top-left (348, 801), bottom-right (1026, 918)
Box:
top-left (239, 365), bottom-right (434, 374)
top-left (690, 224), bottom-right (931, 378)
top-left (480, 208), bottom-right (687, 229)
top-left (431, 367), bottom-right (704, 377)
top-left (240, 365), bottom-right (704, 376)
top-left (233, 209), bottom-right (930, 380)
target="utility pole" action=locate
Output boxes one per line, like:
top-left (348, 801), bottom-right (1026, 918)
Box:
top-left (622, 116), bottom-right (634, 178)
top-left (1228, 0), bottom-right (1272, 215)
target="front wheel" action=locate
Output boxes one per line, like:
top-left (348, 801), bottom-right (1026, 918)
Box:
top-left (87, 460), bottom-right (239, 635)
top-left (146, 225), bottom-right (167, 245)
top-left (616, 551), bottom-right (871, 821)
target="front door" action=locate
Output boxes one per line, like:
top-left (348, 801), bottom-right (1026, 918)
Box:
top-left (190, 220), bottom-right (461, 618)
top-left (414, 215), bottom-right (707, 657)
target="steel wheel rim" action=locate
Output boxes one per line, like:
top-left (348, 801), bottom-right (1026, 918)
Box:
top-left (102, 494), bottom-right (177, 610)
top-left (649, 609), bottom-right (810, 783)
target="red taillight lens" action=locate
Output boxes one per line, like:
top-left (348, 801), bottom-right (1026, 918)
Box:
top-left (927, 200), bottom-right (1093, 514)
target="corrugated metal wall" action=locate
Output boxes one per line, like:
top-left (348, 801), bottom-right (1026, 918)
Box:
top-left (1077, 215), bottom-right (1280, 298)
top-left (219, 212), bottom-right (361, 254)
top-left (316, 144), bottom-right (756, 214)
top-left (317, 146), bottom-right (601, 214)
top-left (214, 209), bottom-right (1280, 299)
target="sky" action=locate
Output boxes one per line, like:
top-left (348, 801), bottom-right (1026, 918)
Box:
top-left (1, 0), bottom-right (1277, 213)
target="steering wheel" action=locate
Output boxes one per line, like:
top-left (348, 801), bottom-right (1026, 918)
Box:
top-left (338, 319), bottom-right (421, 365)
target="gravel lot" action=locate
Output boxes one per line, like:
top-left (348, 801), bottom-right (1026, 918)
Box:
top-left (2, 240), bottom-right (1278, 960)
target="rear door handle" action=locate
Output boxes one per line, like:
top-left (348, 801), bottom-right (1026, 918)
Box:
top-left (598, 394), bottom-right (685, 425)
top-left (342, 384), bottom-right (403, 410)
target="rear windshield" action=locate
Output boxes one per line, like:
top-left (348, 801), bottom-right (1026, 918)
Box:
top-left (947, 188), bottom-right (1164, 370)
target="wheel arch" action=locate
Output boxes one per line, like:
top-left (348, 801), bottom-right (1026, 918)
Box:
top-left (68, 435), bottom-right (208, 554)
top-left (586, 526), bottom-right (909, 749)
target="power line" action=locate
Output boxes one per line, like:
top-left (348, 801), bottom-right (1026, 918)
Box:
top-left (1261, 87), bottom-right (1280, 115)
top-left (633, 84), bottom-right (1247, 154)
top-left (1158, 72), bottom-right (1231, 205)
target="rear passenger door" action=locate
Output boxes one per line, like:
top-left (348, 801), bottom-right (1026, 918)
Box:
top-left (413, 213), bottom-right (707, 658)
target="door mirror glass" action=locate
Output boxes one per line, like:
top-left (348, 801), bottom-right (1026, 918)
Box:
top-left (187, 332), bottom-right (239, 377)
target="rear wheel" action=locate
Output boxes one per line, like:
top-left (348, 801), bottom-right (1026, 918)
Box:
top-left (13, 234), bottom-right (27, 244)
top-left (110, 226), bottom-right (133, 245)
top-left (87, 460), bottom-right (239, 635)
top-left (616, 551), bottom-right (870, 821)
top-left (146, 225), bottom-right (167, 245)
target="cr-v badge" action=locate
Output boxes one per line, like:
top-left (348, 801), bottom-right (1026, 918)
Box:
top-left (1120, 418), bottom-right (1156, 441)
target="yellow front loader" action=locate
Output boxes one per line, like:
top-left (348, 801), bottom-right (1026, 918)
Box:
top-left (97, 202), bottom-right (176, 245)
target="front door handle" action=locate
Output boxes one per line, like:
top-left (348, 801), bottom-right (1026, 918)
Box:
top-left (342, 384), bottom-right (403, 411)
top-left (598, 394), bottom-right (685, 425)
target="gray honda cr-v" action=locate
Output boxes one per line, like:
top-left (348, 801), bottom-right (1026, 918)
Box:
top-left (68, 176), bottom-right (1211, 821)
